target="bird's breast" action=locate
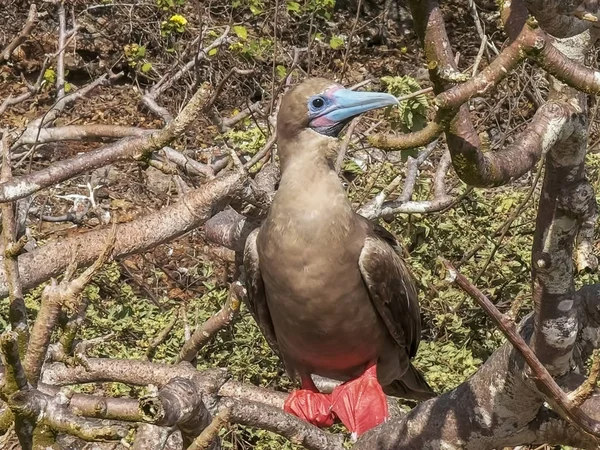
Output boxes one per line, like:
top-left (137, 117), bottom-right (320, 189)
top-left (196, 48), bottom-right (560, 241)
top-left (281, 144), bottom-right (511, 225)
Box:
top-left (256, 210), bottom-right (386, 379)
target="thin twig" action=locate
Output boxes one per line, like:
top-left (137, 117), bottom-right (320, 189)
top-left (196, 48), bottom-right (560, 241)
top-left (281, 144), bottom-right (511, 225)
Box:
top-left (570, 349), bottom-right (600, 407)
top-left (146, 309), bottom-right (180, 361)
top-left (56, 2), bottom-right (67, 99)
top-left (335, 117), bottom-right (360, 173)
top-left (340, 0), bottom-right (363, 82)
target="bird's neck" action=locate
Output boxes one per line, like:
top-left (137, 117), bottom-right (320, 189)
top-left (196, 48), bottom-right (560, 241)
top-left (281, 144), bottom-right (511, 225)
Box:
top-left (271, 133), bottom-right (354, 229)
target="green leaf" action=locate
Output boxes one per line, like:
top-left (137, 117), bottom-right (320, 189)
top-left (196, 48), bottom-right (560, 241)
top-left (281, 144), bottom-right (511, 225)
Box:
top-left (208, 48), bottom-right (218, 56)
top-left (329, 35), bottom-right (344, 50)
top-left (233, 25), bottom-right (248, 40)
top-left (286, 1), bottom-right (301, 12)
top-left (64, 82), bottom-right (71, 93)
top-left (276, 65), bottom-right (287, 79)
top-left (141, 62), bottom-right (152, 73)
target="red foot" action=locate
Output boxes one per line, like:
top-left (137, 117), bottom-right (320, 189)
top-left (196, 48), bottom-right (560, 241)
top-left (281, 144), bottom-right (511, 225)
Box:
top-left (284, 390), bottom-right (335, 427)
top-left (330, 365), bottom-right (389, 437)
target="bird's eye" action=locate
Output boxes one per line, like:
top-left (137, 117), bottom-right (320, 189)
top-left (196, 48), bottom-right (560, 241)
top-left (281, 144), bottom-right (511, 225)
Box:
top-left (312, 97), bottom-right (325, 108)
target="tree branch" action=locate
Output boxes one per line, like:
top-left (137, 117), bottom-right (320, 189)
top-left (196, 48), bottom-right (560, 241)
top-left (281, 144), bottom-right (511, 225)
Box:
top-left (0, 134), bottom-right (29, 355)
top-left (2, 82), bottom-right (213, 203)
top-left (0, 169), bottom-right (244, 297)
top-left (177, 281), bottom-right (243, 363)
top-left (0, 4), bottom-right (37, 63)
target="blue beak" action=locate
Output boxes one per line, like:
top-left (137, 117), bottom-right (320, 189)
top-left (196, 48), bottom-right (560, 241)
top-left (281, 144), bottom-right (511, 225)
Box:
top-left (309, 88), bottom-right (398, 137)
top-left (324, 89), bottom-right (399, 122)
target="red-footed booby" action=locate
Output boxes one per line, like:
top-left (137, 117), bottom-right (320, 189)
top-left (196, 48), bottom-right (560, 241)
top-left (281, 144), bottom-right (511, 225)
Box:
top-left (243, 78), bottom-right (435, 436)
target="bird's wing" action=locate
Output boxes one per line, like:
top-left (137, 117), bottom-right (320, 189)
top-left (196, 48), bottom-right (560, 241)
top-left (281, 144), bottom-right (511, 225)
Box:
top-left (242, 227), bottom-right (281, 357)
top-left (357, 218), bottom-right (421, 358)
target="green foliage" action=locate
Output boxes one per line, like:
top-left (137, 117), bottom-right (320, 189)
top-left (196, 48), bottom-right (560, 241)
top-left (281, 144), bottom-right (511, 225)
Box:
top-left (415, 341), bottom-right (482, 391)
top-left (329, 35), bottom-right (345, 50)
top-left (230, 37), bottom-right (274, 60)
top-left (381, 75), bottom-right (428, 133)
top-left (233, 25), bottom-right (248, 41)
top-left (232, 0), bottom-right (265, 16)
top-left (276, 65), bottom-right (287, 79)
top-left (286, 1), bottom-right (301, 14)
top-left (220, 126), bottom-right (267, 156)
top-left (43, 68), bottom-right (56, 84)
top-left (306, 0), bottom-right (335, 19)
top-left (161, 14), bottom-right (188, 36)
top-left (124, 43), bottom-right (152, 74)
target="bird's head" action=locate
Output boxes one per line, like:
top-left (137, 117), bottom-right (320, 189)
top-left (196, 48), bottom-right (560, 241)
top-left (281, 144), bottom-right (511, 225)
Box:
top-left (276, 78), bottom-right (398, 163)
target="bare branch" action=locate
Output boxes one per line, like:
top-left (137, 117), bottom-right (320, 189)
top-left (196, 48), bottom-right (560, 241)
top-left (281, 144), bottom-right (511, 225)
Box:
top-left (221, 398), bottom-right (344, 450)
top-left (0, 170), bottom-right (243, 297)
top-left (0, 4), bottom-right (37, 63)
top-left (132, 424), bottom-right (172, 450)
top-left (161, 147), bottom-right (215, 179)
top-left (0, 332), bottom-right (33, 449)
top-left (146, 309), bottom-right (180, 361)
top-left (442, 259), bottom-right (600, 439)
top-left (15, 125), bottom-right (155, 147)
top-left (0, 332), bottom-right (28, 395)
top-left (3, 82), bottom-right (213, 203)
top-left (188, 407), bottom-right (229, 450)
top-left (177, 281), bottom-right (243, 363)
top-left (143, 27), bottom-right (231, 122)
top-left (10, 389), bottom-right (131, 441)
top-left (140, 377), bottom-right (212, 446)
top-left (570, 349), bottom-right (600, 407)
top-left (203, 207), bottom-right (261, 253)
top-left (56, 2), bottom-right (67, 100)
top-left (335, 117), bottom-right (360, 174)
top-left (0, 135), bottom-right (29, 354)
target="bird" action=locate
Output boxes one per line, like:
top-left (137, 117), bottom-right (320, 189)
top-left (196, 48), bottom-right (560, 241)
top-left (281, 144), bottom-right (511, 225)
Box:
top-left (243, 78), bottom-right (435, 436)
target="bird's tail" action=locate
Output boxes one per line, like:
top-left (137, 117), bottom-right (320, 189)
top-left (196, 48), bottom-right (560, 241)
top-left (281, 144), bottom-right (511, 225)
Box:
top-left (383, 363), bottom-right (436, 402)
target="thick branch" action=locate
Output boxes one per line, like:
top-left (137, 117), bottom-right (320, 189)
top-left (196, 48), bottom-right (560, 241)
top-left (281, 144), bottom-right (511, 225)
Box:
top-left (140, 377), bottom-right (212, 446)
top-left (23, 231), bottom-right (114, 388)
top-left (0, 135), bottom-right (29, 354)
top-left (10, 389), bottom-right (130, 441)
top-left (443, 260), bottom-right (600, 438)
top-left (0, 170), bottom-right (244, 297)
top-left (220, 398), bottom-right (344, 450)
